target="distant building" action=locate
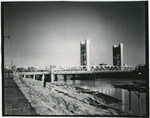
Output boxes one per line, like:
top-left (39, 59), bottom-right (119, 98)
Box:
top-left (113, 43), bottom-right (123, 70)
top-left (80, 39), bottom-right (91, 71)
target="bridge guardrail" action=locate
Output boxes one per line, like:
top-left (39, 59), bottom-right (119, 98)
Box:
top-left (51, 65), bottom-right (136, 73)
top-left (15, 65), bottom-right (136, 75)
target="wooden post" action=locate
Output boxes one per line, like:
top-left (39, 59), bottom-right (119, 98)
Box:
top-left (138, 92), bottom-right (140, 116)
top-left (139, 93), bottom-right (142, 116)
top-left (42, 74), bottom-right (46, 87)
top-left (145, 92), bottom-right (147, 116)
top-left (137, 92), bottom-right (142, 116)
top-left (129, 91), bottom-right (132, 115)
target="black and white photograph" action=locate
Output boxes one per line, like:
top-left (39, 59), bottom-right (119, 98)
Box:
top-left (2, 1), bottom-right (149, 116)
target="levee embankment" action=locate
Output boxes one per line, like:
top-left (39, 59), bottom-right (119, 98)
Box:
top-left (13, 76), bottom-right (123, 115)
top-left (4, 76), bottom-right (38, 115)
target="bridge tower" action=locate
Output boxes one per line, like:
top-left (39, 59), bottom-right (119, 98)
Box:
top-left (80, 39), bottom-right (91, 71)
top-left (113, 43), bottom-right (123, 70)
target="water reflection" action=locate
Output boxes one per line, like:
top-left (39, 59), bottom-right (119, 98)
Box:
top-left (56, 75), bottom-right (146, 116)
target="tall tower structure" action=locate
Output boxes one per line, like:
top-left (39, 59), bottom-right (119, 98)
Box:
top-left (113, 43), bottom-right (123, 70)
top-left (80, 39), bottom-right (91, 71)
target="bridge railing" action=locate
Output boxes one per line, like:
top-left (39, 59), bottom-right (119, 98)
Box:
top-left (51, 65), bottom-right (136, 73)
top-left (123, 66), bottom-right (136, 71)
top-left (91, 65), bottom-right (136, 71)
top-left (91, 65), bottom-right (121, 71)
top-left (51, 65), bottom-right (87, 73)
top-left (16, 71), bottom-right (50, 75)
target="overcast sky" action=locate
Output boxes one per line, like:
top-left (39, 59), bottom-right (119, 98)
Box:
top-left (4, 2), bottom-right (146, 69)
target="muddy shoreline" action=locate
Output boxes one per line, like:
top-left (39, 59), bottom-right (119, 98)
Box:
top-left (13, 76), bottom-right (124, 115)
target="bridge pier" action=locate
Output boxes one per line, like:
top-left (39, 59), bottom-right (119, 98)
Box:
top-left (55, 75), bottom-right (58, 81)
top-left (72, 74), bottom-right (75, 78)
top-left (33, 74), bottom-right (35, 80)
top-left (64, 75), bottom-right (67, 81)
top-left (51, 73), bottom-right (54, 82)
top-left (94, 73), bottom-right (97, 79)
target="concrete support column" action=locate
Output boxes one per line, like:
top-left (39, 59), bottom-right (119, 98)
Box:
top-left (42, 74), bottom-right (45, 82)
top-left (72, 74), bottom-right (75, 78)
top-left (33, 74), bottom-right (35, 80)
top-left (64, 75), bottom-right (67, 81)
top-left (51, 73), bottom-right (54, 82)
top-left (94, 74), bottom-right (97, 79)
top-left (55, 75), bottom-right (58, 81)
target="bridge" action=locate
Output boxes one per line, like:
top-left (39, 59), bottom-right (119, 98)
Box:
top-left (16, 40), bottom-right (137, 83)
top-left (17, 65), bottom-right (136, 83)
top-left (50, 65), bottom-right (136, 81)
top-left (51, 65), bottom-right (136, 74)
top-left (16, 72), bottom-right (49, 82)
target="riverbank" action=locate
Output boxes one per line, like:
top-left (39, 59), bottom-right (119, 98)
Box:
top-left (4, 76), bottom-right (38, 115)
top-left (13, 76), bottom-right (124, 115)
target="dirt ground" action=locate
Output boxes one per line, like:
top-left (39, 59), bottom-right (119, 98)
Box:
top-left (13, 76), bottom-right (123, 115)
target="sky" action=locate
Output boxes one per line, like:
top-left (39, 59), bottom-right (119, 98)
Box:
top-left (3, 2), bottom-right (146, 69)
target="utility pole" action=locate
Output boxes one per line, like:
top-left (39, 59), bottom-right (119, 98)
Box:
top-left (11, 60), bottom-right (13, 68)
top-left (4, 35), bottom-right (10, 69)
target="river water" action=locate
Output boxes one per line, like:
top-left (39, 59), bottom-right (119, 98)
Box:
top-left (56, 75), bottom-right (146, 116)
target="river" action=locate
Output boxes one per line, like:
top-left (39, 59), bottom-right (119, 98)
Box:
top-left (56, 75), bottom-right (146, 116)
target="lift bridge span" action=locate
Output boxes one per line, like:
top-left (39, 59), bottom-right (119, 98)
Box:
top-left (18, 65), bottom-right (136, 82)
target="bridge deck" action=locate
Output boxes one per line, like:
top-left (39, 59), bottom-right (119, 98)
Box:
top-left (18, 70), bottom-right (133, 75)
top-left (18, 72), bottom-right (50, 75)
top-left (52, 70), bottom-right (133, 74)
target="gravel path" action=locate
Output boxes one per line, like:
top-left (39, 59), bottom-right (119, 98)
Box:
top-left (4, 76), bottom-right (38, 115)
